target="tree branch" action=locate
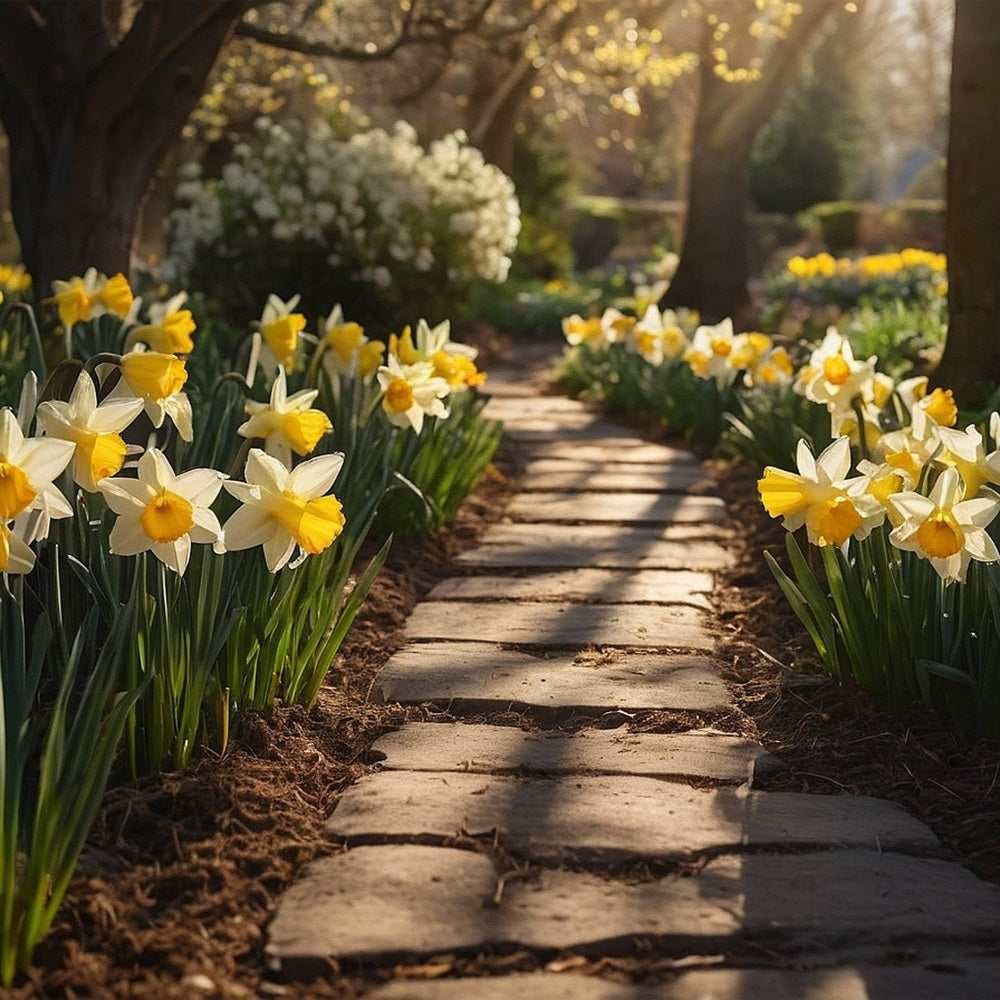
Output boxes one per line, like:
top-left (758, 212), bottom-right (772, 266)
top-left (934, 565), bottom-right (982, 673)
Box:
top-left (233, 0), bottom-right (502, 61)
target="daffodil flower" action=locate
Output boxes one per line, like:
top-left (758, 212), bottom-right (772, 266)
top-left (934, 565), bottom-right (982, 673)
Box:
top-left (376, 355), bottom-right (449, 433)
top-left (98, 448), bottom-right (226, 576)
top-left (799, 328), bottom-right (877, 414)
top-left (0, 408), bottom-right (75, 524)
top-left (937, 418), bottom-right (1000, 498)
top-left (258, 293), bottom-right (307, 376)
top-left (561, 313), bottom-right (605, 348)
top-left (0, 521), bottom-right (38, 574)
top-left (758, 436), bottom-right (884, 547)
top-left (388, 325), bottom-right (423, 365)
top-left (896, 375), bottom-right (958, 428)
top-left (625, 305), bottom-right (689, 366)
top-left (684, 318), bottom-right (738, 388)
top-left (238, 367), bottom-right (333, 466)
top-left (322, 303), bottom-right (369, 378)
top-left (888, 466), bottom-right (1000, 584)
top-left (111, 349), bottom-right (194, 441)
top-left (36, 371), bottom-right (145, 492)
top-left (222, 448), bottom-right (346, 572)
top-left (47, 268), bottom-right (134, 327)
top-left (599, 307), bottom-right (636, 345)
top-left (127, 291), bottom-right (196, 354)
top-left (431, 350), bottom-right (487, 391)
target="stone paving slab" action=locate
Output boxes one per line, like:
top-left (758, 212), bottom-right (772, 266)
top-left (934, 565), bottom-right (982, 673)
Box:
top-left (456, 523), bottom-right (735, 570)
top-left (427, 568), bottom-right (713, 607)
top-left (267, 845), bottom-right (1000, 974)
top-left (368, 961), bottom-right (1000, 1000)
top-left (504, 421), bottom-right (669, 442)
top-left (369, 723), bottom-right (780, 782)
top-left (507, 492), bottom-right (726, 525)
top-left (523, 441), bottom-right (703, 465)
top-left (403, 601), bottom-right (713, 650)
top-left (493, 411), bottom-right (613, 433)
top-left (519, 464), bottom-right (711, 494)
top-left (328, 771), bottom-right (939, 858)
top-left (375, 642), bottom-right (731, 713)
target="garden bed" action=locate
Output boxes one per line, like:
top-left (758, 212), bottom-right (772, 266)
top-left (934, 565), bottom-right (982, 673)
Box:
top-left (16, 389), bottom-right (1000, 998)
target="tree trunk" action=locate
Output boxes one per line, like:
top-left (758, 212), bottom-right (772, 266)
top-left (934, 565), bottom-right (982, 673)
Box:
top-left (661, 0), bottom-right (840, 325)
top-left (0, 1), bottom-right (246, 297)
top-left (932, 0), bottom-right (1000, 399)
top-left (662, 120), bottom-right (755, 325)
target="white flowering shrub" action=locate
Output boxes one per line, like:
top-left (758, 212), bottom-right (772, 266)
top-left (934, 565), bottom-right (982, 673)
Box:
top-left (164, 117), bottom-right (521, 327)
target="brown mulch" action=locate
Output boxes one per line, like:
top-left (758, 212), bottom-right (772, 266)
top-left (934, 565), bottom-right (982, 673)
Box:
top-left (14, 362), bottom-right (1000, 998)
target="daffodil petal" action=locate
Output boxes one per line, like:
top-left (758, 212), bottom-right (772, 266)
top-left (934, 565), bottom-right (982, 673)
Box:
top-left (286, 452), bottom-right (344, 498)
top-left (108, 515), bottom-right (153, 555)
top-left (262, 532), bottom-right (296, 572)
top-left (222, 504), bottom-right (276, 551)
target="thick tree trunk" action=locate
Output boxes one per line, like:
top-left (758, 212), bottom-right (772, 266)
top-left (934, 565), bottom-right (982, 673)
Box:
top-left (0, 1), bottom-right (246, 297)
top-left (661, 1), bottom-right (840, 326)
top-left (662, 124), bottom-right (754, 325)
top-left (932, 0), bottom-right (1000, 399)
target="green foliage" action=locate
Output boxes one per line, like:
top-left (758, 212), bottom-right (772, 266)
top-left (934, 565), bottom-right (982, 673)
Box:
top-left (0, 578), bottom-right (141, 983)
top-left (751, 19), bottom-right (873, 214)
top-left (465, 276), bottom-right (600, 338)
top-left (767, 530), bottom-right (1000, 741)
top-left (509, 115), bottom-right (578, 281)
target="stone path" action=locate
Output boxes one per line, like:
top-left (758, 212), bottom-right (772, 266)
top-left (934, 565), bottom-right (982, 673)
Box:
top-left (266, 351), bottom-right (1000, 997)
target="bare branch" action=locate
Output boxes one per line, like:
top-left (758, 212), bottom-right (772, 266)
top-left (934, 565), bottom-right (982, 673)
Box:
top-left (234, 0), bottom-right (503, 61)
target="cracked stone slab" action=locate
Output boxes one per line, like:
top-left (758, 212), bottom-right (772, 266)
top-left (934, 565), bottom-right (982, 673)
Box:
top-left (375, 642), bottom-right (731, 713)
top-left (507, 492), bottom-right (726, 525)
top-left (267, 845), bottom-right (1000, 976)
top-left (403, 601), bottom-right (713, 650)
top-left (523, 441), bottom-right (702, 465)
top-left (328, 771), bottom-right (939, 859)
top-left (427, 568), bottom-right (713, 607)
top-left (518, 464), bottom-right (711, 494)
top-left (368, 962), bottom-right (1000, 1000)
top-left (456, 523), bottom-right (735, 570)
top-left (369, 723), bottom-right (780, 783)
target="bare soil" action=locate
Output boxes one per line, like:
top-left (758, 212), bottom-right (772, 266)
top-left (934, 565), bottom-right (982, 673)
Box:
top-left (13, 362), bottom-right (1000, 998)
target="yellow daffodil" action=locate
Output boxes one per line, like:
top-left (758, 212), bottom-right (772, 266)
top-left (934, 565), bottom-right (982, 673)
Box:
top-left (238, 367), bottom-right (333, 467)
top-left (0, 407), bottom-right (75, 524)
top-left (98, 448), bottom-right (226, 576)
top-left (322, 303), bottom-right (369, 377)
top-left (684, 317), bottom-right (738, 388)
top-left (748, 346), bottom-right (795, 388)
top-left (625, 305), bottom-right (689, 366)
top-left (35, 371), bottom-right (145, 492)
top-left (799, 328), bottom-right (877, 415)
top-left (599, 306), bottom-right (636, 345)
top-left (856, 459), bottom-right (911, 528)
top-left (100, 272), bottom-right (135, 319)
top-left (937, 421), bottom-right (1000, 498)
top-left (561, 313), bottom-right (604, 348)
top-left (358, 340), bottom-right (387, 379)
top-left (888, 467), bottom-right (1000, 584)
top-left (127, 291), bottom-right (196, 354)
top-left (431, 350), bottom-right (487, 391)
top-left (729, 332), bottom-right (773, 372)
top-left (47, 268), bottom-right (134, 327)
top-left (377, 355), bottom-right (450, 433)
top-left (758, 436), bottom-right (883, 547)
top-left (388, 325), bottom-right (423, 365)
top-left (113, 350), bottom-right (194, 441)
top-left (222, 448), bottom-right (346, 572)
top-left (258, 293), bottom-right (307, 377)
